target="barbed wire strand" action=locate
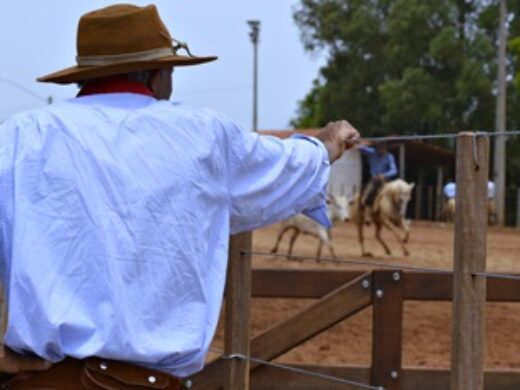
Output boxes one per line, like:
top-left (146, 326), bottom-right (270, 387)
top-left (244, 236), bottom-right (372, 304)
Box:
top-left (209, 348), bottom-right (383, 390)
top-left (245, 250), bottom-right (452, 274)
top-left (362, 130), bottom-right (520, 142)
top-left (245, 251), bottom-right (520, 282)
top-left (473, 271), bottom-right (520, 281)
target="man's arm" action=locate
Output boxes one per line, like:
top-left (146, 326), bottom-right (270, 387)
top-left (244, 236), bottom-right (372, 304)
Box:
top-left (356, 144), bottom-right (375, 155)
top-left (381, 153), bottom-right (398, 179)
top-left (225, 120), bottom-right (359, 234)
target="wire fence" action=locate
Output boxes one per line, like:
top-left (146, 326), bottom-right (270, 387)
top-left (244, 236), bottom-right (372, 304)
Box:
top-left (363, 129), bottom-right (520, 142)
top-left (246, 251), bottom-right (520, 281)
top-left (210, 348), bottom-right (383, 390)
top-left (201, 130), bottom-right (520, 388)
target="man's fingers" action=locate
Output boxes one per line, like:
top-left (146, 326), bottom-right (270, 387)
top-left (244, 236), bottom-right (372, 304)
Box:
top-left (346, 133), bottom-right (360, 143)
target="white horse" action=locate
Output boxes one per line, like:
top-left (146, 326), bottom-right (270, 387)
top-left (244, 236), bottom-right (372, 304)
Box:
top-left (349, 179), bottom-right (415, 257)
top-left (443, 198), bottom-right (456, 222)
top-left (443, 197), bottom-right (496, 225)
top-left (271, 195), bottom-right (349, 261)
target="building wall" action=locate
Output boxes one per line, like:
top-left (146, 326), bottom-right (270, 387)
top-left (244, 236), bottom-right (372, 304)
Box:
top-left (327, 149), bottom-right (362, 199)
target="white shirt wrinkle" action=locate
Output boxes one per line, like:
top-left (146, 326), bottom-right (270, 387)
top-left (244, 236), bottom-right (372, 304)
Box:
top-left (0, 93), bottom-right (329, 377)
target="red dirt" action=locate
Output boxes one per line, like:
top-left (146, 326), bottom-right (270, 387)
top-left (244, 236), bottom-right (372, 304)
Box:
top-left (210, 221), bottom-right (520, 370)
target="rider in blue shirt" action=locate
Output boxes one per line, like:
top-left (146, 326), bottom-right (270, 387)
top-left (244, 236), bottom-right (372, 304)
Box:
top-left (358, 142), bottom-right (398, 209)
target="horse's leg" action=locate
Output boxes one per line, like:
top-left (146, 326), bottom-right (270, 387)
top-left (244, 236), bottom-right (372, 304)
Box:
top-left (381, 218), bottom-right (409, 256)
top-left (403, 229), bottom-right (410, 244)
top-left (320, 230), bottom-right (337, 261)
top-left (357, 218), bottom-right (372, 257)
top-left (374, 221), bottom-right (392, 256)
top-left (316, 239), bottom-right (324, 262)
top-left (271, 226), bottom-right (292, 253)
top-left (402, 220), bottom-right (410, 243)
top-left (287, 229), bottom-right (301, 259)
top-left (327, 241), bottom-right (337, 260)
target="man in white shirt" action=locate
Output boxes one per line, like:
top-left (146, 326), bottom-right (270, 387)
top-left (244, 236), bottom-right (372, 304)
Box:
top-left (443, 181), bottom-right (456, 199)
top-left (0, 4), bottom-right (359, 389)
top-left (487, 181), bottom-right (497, 224)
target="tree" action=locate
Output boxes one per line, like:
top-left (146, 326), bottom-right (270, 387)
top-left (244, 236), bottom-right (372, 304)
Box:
top-left (292, 0), bottom-right (520, 136)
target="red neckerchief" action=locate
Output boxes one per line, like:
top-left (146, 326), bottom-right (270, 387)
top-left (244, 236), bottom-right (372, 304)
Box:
top-left (77, 76), bottom-right (154, 97)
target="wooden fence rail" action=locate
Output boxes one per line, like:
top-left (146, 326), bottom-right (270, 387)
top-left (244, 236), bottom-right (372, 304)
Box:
top-left (192, 268), bottom-right (520, 390)
top-left (191, 132), bottom-right (514, 390)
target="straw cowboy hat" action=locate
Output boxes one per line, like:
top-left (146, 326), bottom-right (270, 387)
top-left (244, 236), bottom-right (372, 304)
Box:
top-left (38, 4), bottom-right (217, 84)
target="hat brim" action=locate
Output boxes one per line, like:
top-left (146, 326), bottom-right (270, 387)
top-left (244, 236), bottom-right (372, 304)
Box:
top-left (37, 55), bottom-right (217, 84)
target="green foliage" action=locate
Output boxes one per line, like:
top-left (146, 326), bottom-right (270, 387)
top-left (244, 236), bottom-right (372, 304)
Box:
top-left (292, 0), bottom-right (520, 136)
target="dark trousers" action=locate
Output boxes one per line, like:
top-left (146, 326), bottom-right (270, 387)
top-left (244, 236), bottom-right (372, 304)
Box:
top-left (361, 176), bottom-right (386, 208)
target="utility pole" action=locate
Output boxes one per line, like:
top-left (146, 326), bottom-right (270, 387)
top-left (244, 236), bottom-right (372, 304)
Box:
top-left (494, 0), bottom-right (508, 226)
top-left (247, 20), bottom-right (260, 132)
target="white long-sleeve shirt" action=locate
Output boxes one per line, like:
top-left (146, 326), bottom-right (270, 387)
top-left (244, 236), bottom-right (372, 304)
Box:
top-left (0, 93), bottom-right (330, 377)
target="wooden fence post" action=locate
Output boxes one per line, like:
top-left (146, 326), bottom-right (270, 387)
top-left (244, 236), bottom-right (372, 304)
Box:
top-left (427, 185), bottom-right (434, 220)
top-left (435, 166), bottom-right (444, 221)
top-left (399, 143), bottom-right (406, 179)
top-left (0, 285), bottom-right (6, 354)
top-left (451, 133), bottom-right (489, 390)
top-left (415, 171), bottom-right (424, 220)
top-left (224, 232), bottom-right (252, 390)
top-left (371, 270), bottom-right (404, 390)
top-left (516, 188), bottom-right (520, 228)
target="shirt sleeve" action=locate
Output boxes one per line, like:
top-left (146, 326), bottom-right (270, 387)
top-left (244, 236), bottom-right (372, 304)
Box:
top-left (359, 145), bottom-right (375, 155)
top-left (382, 153), bottom-right (398, 179)
top-left (223, 122), bottom-right (330, 234)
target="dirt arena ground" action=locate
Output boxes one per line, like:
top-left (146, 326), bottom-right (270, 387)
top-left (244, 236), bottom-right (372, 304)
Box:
top-left (210, 220), bottom-right (520, 370)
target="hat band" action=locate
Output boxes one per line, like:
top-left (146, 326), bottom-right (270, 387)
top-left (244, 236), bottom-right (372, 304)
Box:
top-left (76, 47), bottom-right (175, 66)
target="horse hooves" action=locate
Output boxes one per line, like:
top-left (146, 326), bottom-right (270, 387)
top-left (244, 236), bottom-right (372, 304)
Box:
top-left (404, 251), bottom-right (410, 257)
top-left (362, 252), bottom-right (373, 258)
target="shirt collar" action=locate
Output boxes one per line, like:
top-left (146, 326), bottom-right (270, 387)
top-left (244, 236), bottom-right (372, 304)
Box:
top-left (77, 76), bottom-right (155, 98)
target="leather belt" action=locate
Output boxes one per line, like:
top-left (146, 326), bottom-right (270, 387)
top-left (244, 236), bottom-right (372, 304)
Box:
top-left (1, 357), bottom-right (187, 389)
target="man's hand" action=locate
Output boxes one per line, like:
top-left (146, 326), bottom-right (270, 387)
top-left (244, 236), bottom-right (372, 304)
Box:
top-left (315, 120), bottom-right (360, 163)
top-left (0, 346), bottom-right (51, 374)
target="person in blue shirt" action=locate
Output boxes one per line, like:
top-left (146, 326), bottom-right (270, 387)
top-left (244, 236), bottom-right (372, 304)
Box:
top-left (358, 142), bottom-right (398, 210)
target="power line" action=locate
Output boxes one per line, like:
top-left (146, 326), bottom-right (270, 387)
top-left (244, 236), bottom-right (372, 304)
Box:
top-left (0, 77), bottom-right (52, 104)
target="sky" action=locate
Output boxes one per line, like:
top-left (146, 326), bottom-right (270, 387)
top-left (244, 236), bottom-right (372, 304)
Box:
top-left (0, 1), bottom-right (326, 130)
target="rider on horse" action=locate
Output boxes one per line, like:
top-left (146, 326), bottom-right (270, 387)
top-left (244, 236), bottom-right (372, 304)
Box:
top-left (358, 141), bottom-right (398, 215)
